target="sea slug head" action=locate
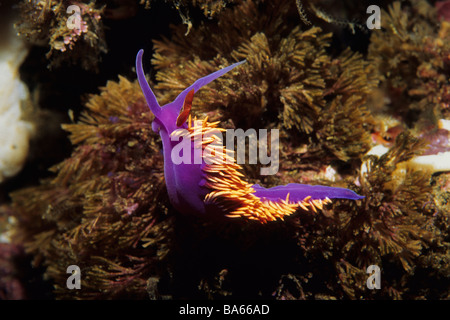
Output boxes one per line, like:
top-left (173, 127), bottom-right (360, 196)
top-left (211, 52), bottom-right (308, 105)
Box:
top-left (136, 49), bottom-right (245, 136)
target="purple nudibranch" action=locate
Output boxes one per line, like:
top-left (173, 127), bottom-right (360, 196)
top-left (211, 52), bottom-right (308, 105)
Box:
top-left (136, 49), bottom-right (363, 222)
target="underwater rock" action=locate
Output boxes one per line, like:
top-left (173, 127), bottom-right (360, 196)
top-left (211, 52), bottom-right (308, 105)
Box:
top-left (0, 10), bottom-right (34, 183)
top-left (0, 243), bottom-right (26, 299)
top-left (15, 0), bottom-right (107, 71)
top-left (436, 0), bottom-right (450, 21)
top-left (365, 121), bottom-right (450, 174)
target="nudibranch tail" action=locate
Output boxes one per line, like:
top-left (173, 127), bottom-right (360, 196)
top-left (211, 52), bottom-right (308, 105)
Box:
top-left (251, 183), bottom-right (364, 202)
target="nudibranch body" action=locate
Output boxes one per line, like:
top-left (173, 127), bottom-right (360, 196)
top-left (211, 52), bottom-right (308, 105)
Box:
top-left (136, 50), bottom-right (363, 223)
